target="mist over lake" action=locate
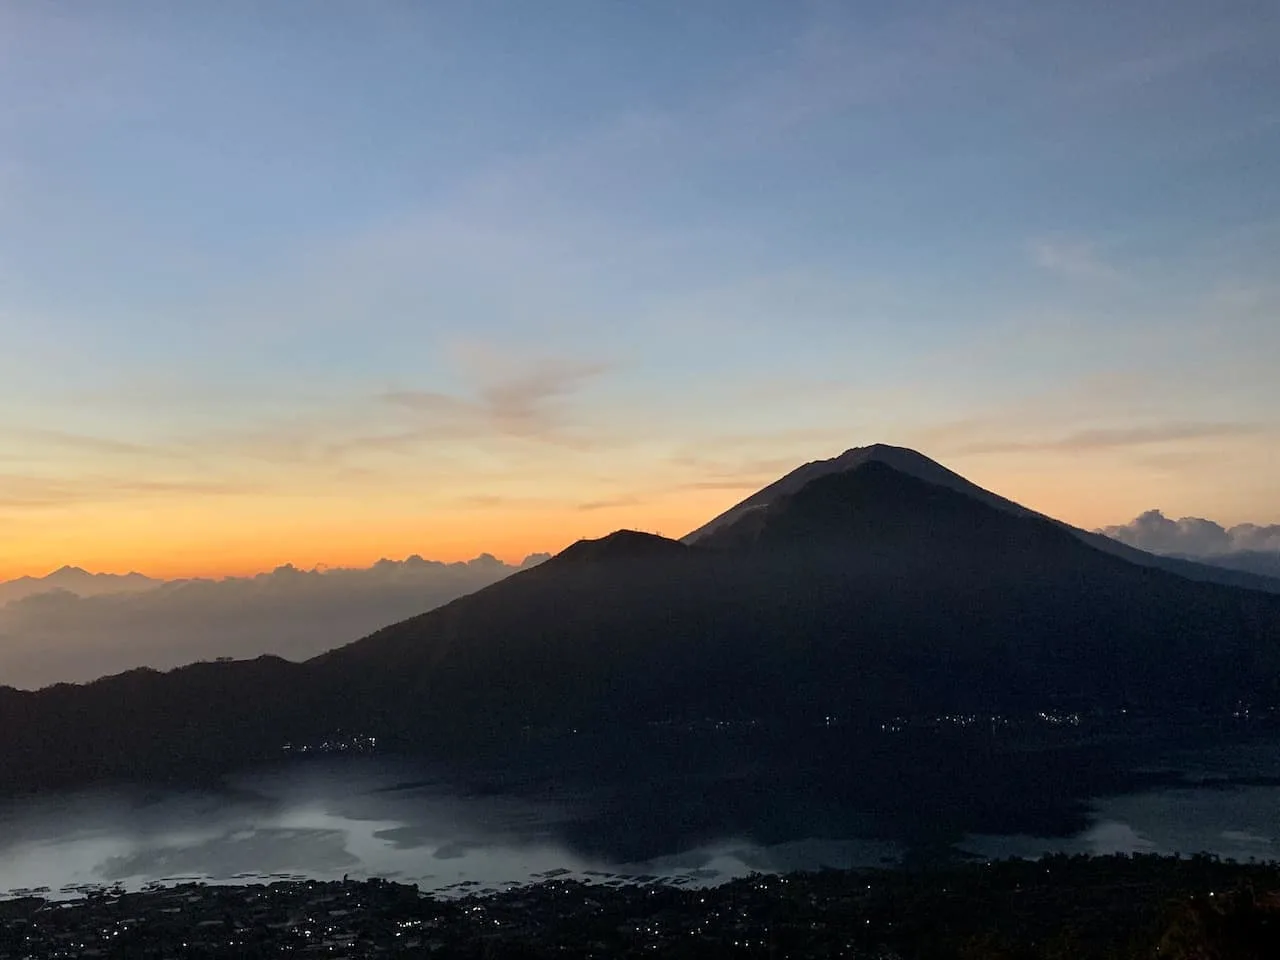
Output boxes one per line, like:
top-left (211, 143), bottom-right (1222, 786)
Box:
top-left (0, 758), bottom-right (898, 898)
top-left (3, 736), bottom-right (1278, 901)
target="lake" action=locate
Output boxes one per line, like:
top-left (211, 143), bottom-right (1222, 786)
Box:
top-left (1, 738), bottom-right (1277, 899)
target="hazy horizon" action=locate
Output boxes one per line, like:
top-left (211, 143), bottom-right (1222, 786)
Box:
top-left (2, 480), bottom-right (1278, 583)
top-left (3, 456), bottom-right (1277, 691)
top-left (0, 551), bottom-right (553, 593)
top-left (0, 551), bottom-right (551, 689)
top-left (4, 503), bottom-right (1278, 586)
top-left (2, 439), bottom-right (1279, 582)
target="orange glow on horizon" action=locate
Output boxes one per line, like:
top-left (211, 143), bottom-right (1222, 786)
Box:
top-left (0, 487), bottom-right (747, 582)
top-left (1, 445), bottom-right (1274, 582)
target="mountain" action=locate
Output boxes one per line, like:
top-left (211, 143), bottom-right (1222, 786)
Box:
top-left (0, 566), bottom-right (160, 607)
top-left (683, 444), bottom-right (1040, 542)
top-left (1178, 550), bottom-right (1280, 580)
top-left (312, 459), bottom-right (1280, 739)
top-left (688, 444), bottom-right (1280, 594)
top-left (2, 447), bottom-right (1280, 793)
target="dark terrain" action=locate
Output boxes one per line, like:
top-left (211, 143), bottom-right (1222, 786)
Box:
top-left (2, 446), bottom-right (1279, 834)
top-left (3, 855), bottom-right (1279, 959)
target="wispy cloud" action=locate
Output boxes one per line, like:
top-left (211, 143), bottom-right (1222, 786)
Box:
top-left (1058, 423), bottom-right (1268, 450)
top-left (3, 427), bottom-right (193, 462)
top-left (1029, 238), bottom-right (1123, 281)
top-left (668, 452), bottom-right (805, 479)
top-left (576, 495), bottom-right (642, 512)
top-left (77, 350), bottom-right (617, 482)
top-left (381, 354), bottom-right (610, 448)
top-left (950, 421), bottom-right (1268, 456)
top-left (454, 494), bottom-right (515, 509)
top-left (677, 479), bottom-right (766, 492)
top-left (1066, 21), bottom-right (1259, 98)
top-left (0, 473), bottom-right (258, 509)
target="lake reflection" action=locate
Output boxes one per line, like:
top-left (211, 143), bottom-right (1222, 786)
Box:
top-left (964, 786), bottom-right (1280, 862)
top-left (4, 740), bottom-right (1280, 899)
top-left (964, 740), bottom-right (1280, 864)
top-left (0, 758), bottom-right (900, 897)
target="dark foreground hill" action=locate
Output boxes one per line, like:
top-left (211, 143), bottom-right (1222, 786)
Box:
top-left (2, 449), bottom-right (1280, 793)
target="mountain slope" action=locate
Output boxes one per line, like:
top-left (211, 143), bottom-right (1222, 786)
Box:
top-left (687, 444), bottom-right (1280, 594)
top-left (0, 656), bottom-right (313, 789)
top-left (682, 444), bottom-right (1038, 543)
top-left (2, 453), bottom-right (1279, 793)
top-left (311, 461), bottom-right (1280, 745)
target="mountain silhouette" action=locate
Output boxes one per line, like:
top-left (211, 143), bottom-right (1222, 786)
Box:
top-left (550, 529), bottom-right (690, 565)
top-left (0, 566), bottom-right (159, 607)
top-left (2, 447), bottom-right (1279, 792)
top-left (688, 444), bottom-right (1280, 593)
top-left (311, 459), bottom-right (1280, 738)
top-left (683, 443), bottom-right (1040, 543)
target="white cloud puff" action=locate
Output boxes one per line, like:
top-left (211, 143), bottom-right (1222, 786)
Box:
top-left (1098, 509), bottom-right (1280, 557)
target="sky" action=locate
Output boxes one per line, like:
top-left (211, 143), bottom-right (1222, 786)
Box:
top-left (1, 0), bottom-right (1277, 579)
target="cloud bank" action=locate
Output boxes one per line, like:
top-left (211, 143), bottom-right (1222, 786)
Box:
top-left (1097, 510), bottom-right (1280, 579)
top-left (0, 554), bottom-right (548, 690)
top-left (1098, 510), bottom-right (1280, 556)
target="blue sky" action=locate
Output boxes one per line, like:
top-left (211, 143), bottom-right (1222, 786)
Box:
top-left (1, 0), bottom-right (1277, 575)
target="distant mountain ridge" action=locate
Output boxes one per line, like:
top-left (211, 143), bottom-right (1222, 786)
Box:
top-left (0, 566), bottom-right (160, 607)
top-left (1173, 549), bottom-right (1280, 580)
top-left (2, 444), bottom-right (1280, 793)
top-left (0, 554), bottom-right (552, 689)
top-left (0, 554), bottom-right (553, 608)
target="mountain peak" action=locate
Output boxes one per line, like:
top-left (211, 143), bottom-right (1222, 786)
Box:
top-left (833, 442), bottom-right (916, 459)
top-left (683, 443), bottom-right (1021, 544)
top-left (0, 567), bottom-right (164, 609)
top-left (552, 529), bottom-right (687, 565)
top-left (692, 459), bottom-right (1068, 555)
top-left (49, 565), bottom-right (89, 578)
top-left (683, 445), bottom-right (1280, 594)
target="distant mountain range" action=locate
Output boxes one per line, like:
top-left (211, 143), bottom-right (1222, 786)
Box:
top-left (1170, 549), bottom-right (1280, 579)
top-left (2, 444), bottom-right (1279, 792)
top-left (0, 566), bottom-right (159, 607)
top-left (0, 554), bottom-right (550, 689)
